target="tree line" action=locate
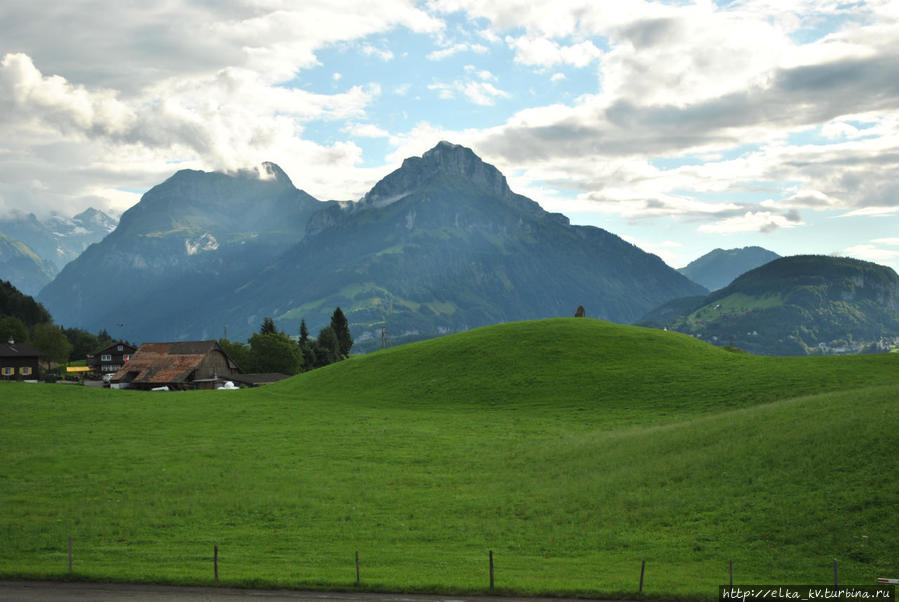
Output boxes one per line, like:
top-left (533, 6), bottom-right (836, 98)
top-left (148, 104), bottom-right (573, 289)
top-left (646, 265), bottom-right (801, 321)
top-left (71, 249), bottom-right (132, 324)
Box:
top-left (218, 307), bottom-right (353, 375)
top-left (2, 279), bottom-right (354, 378)
top-left (0, 279), bottom-right (106, 372)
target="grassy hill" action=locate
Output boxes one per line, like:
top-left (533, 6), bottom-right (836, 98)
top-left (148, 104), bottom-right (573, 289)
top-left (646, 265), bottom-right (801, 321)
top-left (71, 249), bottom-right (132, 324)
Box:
top-left (641, 255), bottom-right (899, 355)
top-left (1, 318), bottom-right (897, 598)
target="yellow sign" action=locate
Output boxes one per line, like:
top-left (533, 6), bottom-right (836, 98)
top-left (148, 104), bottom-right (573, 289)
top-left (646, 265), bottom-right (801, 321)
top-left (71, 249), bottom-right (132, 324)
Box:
top-left (66, 366), bottom-right (92, 373)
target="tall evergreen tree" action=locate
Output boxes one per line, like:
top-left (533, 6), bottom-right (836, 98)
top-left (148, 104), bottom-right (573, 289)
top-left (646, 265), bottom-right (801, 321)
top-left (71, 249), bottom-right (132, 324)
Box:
top-left (330, 307), bottom-right (353, 357)
top-left (260, 316), bottom-right (276, 335)
top-left (299, 319), bottom-right (309, 348)
top-left (298, 318), bottom-right (314, 370)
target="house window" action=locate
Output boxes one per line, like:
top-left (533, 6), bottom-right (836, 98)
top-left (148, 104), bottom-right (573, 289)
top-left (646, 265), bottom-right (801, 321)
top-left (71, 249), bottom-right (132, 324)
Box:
top-left (20, 366), bottom-right (32, 376)
top-left (123, 355), bottom-right (130, 362)
top-left (117, 345), bottom-right (123, 351)
top-left (101, 354), bottom-right (112, 361)
top-left (1, 367), bottom-right (13, 376)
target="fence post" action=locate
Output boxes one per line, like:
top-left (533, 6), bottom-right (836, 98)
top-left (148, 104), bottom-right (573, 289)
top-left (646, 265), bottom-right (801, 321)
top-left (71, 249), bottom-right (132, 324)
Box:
top-left (355, 551), bottom-right (360, 586)
top-left (68, 538), bottom-right (72, 575)
top-left (639, 559), bottom-right (645, 593)
top-left (214, 545), bottom-right (218, 582)
top-left (729, 559), bottom-right (733, 586)
top-left (489, 550), bottom-right (494, 591)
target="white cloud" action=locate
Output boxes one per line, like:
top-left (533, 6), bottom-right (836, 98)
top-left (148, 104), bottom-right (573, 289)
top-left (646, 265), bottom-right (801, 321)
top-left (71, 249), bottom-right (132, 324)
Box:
top-left (844, 243), bottom-right (899, 263)
top-left (427, 42), bottom-right (488, 61)
top-left (0, 1), bottom-right (449, 217)
top-left (0, 53), bottom-right (136, 138)
top-left (600, 8), bottom-right (790, 106)
top-left (1, 0), bottom-right (897, 275)
top-left (505, 36), bottom-right (602, 68)
top-left (699, 211), bottom-right (804, 234)
top-left (821, 120), bottom-right (860, 139)
top-left (0, 51), bottom-right (390, 212)
top-left (3, 2), bottom-right (443, 91)
top-left (838, 206), bottom-right (899, 217)
top-left (427, 82), bottom-right (456, 100)
top-left (464, 65), bottom-right (495, 80)
top-left (428, 79), bottom-right (510, 106)
top-left (1, 54), bottom-right (379, 166)
top-left (361, 44), bottom-right (395, 62)
top-left (462, 82), bottom-right (509, 106)
top-left (342, 123), bottom-right (390, 138)
top-left (762, 189), bottom-right (842, 211)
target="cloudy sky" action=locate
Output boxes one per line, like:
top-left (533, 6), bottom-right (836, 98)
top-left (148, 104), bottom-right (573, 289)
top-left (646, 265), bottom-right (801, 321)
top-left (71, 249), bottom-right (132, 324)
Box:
top-left (1, 0), bottom-right (898, 272)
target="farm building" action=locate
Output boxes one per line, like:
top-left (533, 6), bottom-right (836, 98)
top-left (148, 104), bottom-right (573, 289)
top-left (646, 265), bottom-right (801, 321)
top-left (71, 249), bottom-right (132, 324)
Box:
top-left (111, 340), bottom-right (240, 390)
top-left (0, 337), bottom-right (41, 380)
top-left (89, 341), bottom-right (137, 376)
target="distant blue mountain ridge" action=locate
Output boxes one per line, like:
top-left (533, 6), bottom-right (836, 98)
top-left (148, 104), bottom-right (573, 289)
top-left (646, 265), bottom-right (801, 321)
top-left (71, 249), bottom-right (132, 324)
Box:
top-left (678, 246), bottom-right (781, 291)
top-left (37, 142), bottom-right (706, 349)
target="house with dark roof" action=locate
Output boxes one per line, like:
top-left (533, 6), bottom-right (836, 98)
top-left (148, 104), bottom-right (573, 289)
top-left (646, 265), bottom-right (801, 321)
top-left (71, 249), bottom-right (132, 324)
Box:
top-left (89, 341), bottom-right (137, 377)
top-left (111, 340), bottom-right (240, 390)
top-left (0, 337), bottom-right (41, 381)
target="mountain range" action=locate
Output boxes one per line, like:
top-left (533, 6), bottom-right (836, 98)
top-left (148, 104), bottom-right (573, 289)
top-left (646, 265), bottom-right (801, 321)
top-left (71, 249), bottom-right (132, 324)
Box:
top-left (678, 246), bottom-right (780, 291)
top-left (38, 142), bottom-right (706, 347)
top-left (639, 255), bottom-right (899, 355)
top-left (0, 208), bottom-right (117, 295)
top-left (0, 234), bottom-right (58, 296)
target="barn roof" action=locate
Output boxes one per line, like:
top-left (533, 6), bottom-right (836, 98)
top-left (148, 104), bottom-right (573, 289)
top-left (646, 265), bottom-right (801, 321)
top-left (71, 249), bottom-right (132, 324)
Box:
top-left (113, 340), bottom-right (236, 384)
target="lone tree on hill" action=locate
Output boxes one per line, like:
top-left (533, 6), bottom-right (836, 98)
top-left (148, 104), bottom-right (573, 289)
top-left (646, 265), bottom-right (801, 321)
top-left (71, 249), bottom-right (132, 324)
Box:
top-left (330, 307), bottom-right (353, 357)
top-left (574, 305), bottom-right (586, 318)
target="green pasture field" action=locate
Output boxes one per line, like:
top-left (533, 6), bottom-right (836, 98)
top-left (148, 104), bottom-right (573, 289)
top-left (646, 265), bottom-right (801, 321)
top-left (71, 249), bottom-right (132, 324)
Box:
top-left (1, 318), bottom-right (897, 598)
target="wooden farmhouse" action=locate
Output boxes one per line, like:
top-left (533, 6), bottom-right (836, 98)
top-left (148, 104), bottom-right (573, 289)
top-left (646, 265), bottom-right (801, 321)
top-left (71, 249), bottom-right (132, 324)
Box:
top-left (89, 341), bottom-right (137, 377)
top-left (111, 340), bottom-right (240, 390)
top-left (0, 337), bottom-right (41, 381)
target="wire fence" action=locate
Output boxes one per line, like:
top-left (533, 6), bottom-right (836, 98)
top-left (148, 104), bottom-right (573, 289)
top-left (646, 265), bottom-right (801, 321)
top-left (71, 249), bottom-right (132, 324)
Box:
top-left (47, 537), bottom-right (892, 597)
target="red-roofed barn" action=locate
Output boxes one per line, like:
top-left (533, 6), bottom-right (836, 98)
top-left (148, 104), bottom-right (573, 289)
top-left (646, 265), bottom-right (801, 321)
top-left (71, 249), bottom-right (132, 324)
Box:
top-left (111, 340), bottom-right (240, 390)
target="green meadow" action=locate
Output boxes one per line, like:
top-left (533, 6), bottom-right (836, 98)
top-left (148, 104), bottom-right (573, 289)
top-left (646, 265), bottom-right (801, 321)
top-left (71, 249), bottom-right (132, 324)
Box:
top-left (1, 318), bottom-right (897, 598)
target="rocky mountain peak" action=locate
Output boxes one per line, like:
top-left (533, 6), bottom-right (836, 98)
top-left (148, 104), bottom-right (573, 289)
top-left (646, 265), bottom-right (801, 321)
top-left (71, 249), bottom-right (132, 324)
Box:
top-left (257, 161), bottom-right (293, 186)
top-left (72, 207), bottom-right (117, 232)
top-left (362, 141), bottom-right (512, 208)
top-left (164, 162), bottom-right (294, 190)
